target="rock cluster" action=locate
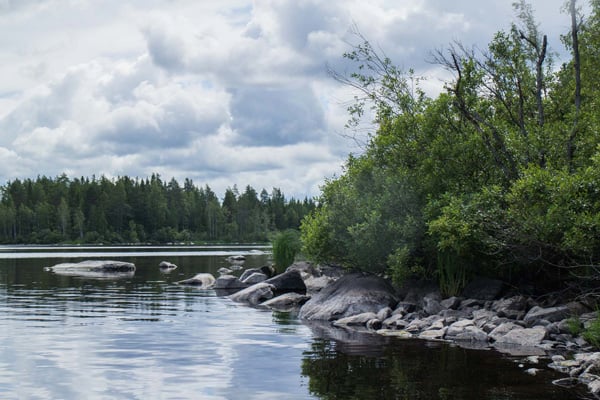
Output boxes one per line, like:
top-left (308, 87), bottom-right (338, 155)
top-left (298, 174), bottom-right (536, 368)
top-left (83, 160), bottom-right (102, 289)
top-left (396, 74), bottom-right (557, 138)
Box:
top-left (295, 270), bottom-right (600, 395)
top-left (343, 291), bottom-right (595, 357)
top-left (221, 261), bottom-right (343, 310)
top-left (550, 353), bottom-right (600, 395)
top-left (181, 259), bottom-right (600, 396)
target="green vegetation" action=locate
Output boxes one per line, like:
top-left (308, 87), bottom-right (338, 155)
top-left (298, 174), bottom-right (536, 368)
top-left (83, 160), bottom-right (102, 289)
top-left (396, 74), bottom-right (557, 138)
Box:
top-left (0, 174), bottom-right (314, 244)
top-left (567, 316), bottom-right (584, 337)
top-left (272, 229), bottom-right (301, 271)
top-left (301, 0), bottom-right (600, 294)
top-left (583, 316), bottom-right (600, 348)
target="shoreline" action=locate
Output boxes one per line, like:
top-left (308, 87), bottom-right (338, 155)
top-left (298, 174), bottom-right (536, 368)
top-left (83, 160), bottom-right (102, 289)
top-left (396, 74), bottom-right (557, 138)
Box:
top-left (218, 261), bottom-right (600, 398)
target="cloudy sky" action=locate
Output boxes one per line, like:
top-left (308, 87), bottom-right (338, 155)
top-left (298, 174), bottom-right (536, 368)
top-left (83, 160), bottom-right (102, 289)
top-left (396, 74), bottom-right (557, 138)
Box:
top-left (0, 0), bottom-right (580, 199)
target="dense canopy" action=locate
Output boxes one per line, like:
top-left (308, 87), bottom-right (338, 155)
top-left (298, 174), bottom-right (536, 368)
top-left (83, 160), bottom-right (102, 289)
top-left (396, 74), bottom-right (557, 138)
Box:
top-left (301, 0), bottom-right (600, 296)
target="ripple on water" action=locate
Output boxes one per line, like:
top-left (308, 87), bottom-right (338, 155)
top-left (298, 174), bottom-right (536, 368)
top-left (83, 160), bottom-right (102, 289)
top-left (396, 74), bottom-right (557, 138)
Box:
top-left (0, 251), bottom-right (591, 400)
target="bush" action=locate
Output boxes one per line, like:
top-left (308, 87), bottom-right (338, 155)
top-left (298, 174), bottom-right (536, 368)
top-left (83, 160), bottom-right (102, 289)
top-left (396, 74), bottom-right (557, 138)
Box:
top-left (437, 250), bottom-right (467, 298)
top-left (272, 229), bottom-right (301, 271)
top-left (583, 316), bottom-right (600, 349)
top-left (567, 316), bottom-right (583, 337)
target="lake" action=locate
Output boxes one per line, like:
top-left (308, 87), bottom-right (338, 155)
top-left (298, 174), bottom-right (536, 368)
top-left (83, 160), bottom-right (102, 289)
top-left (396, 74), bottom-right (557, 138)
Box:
top-left (0, 245), bottom-right (588, 399)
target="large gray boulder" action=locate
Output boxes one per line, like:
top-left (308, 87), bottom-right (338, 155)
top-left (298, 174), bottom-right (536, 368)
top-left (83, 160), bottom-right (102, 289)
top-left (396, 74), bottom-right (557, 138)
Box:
top-left (239, 266), bottom-right (275, 282)
top-left (422, 295), bottom-right (443, 316)
top-left (445, 319), bottom-right (476, 338)
top-left (214, 274), bottom-right (249, 290)
top-left (227, 269), bottom-right (308, 304)
top-left (523, 305), bottom-right (570, 327)
top-left (492, 295), bottom-right (529, 320)
top-left (493, 325), bottom-right (547, 346)
top-left (299, 272), bottom-right (398, 321)
top-left (228, 282), bottom-right (275, 305)
top-left (304, 275), bottom-right (336, 294)
top-left (264, 270), bottom-right (306, 294)
top-left (489, 322), bottom-right (522, 342)
top-left (453, 325), bottom-right (489, 342)
top-left (241, 272), bottom-right (268, 285)
top-left (285, 262), bottom-right (335, 294)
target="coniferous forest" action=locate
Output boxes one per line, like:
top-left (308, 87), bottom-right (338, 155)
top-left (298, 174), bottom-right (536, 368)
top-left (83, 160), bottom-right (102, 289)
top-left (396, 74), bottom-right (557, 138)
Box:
top-left (0, 174), bottom-right (314, 244)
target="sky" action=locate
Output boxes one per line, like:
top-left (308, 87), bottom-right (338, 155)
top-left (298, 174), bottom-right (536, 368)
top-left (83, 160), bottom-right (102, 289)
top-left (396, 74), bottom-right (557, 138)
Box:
top-left (0, 0), bottom-right (582, 199)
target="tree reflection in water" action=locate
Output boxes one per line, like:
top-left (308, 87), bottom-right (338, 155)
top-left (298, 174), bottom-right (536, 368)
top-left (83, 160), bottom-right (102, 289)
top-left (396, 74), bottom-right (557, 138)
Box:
top-left (301, 321), bottom-right (586, 400)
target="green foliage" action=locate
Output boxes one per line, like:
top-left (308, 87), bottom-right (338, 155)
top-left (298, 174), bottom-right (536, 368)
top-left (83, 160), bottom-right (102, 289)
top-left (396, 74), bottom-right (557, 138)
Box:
top-left (272, 230), bottom-right (301, 271)
top-left (583, 316), bottom-right (600, 349)
top-left (386, 246), bottom-right (425, 286)
top-left (567, 316), bottom-right (583, 337)
top-left (437, 251), bottom-right (468, 298)
top-left (301, 1), bottom-right (600, 293)
top-left (300, 206), bottom-right (336, 264)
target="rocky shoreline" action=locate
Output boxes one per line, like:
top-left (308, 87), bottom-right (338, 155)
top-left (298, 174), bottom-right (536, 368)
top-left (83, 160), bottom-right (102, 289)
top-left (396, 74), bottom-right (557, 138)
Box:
top-left (180, 260), bottom-right (600, 398)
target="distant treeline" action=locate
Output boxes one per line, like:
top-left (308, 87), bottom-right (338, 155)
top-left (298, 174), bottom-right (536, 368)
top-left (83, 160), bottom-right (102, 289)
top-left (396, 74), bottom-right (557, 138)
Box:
top-left (0, 174), bottom-right (315, 244)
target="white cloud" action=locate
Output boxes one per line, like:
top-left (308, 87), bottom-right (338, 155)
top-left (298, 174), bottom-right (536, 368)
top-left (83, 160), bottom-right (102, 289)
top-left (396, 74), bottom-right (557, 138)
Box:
top-left (0, 0), bottom-right (581, 198)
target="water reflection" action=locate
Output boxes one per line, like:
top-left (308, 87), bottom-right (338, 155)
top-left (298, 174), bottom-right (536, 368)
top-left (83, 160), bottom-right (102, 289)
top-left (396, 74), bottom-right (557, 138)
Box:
top-left (0, 247), bottom-right (591, 400)
top-left (301, 322), bottom-right (586, 400)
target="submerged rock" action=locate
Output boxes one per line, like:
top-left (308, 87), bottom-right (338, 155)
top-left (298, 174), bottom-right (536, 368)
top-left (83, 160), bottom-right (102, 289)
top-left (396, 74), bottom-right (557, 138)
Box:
top-left (377, 329), bottom-right (413, 338)
top-left (48, 260), bottom-right (135, 272)
top-left (227, 255), bottom-right (246, 264)
top-left (46, 260), bottom-right (135, 279)
top-left (176, 273), bottom-right (216, 288)
top-left (159, 261), bottom-right (177, 271)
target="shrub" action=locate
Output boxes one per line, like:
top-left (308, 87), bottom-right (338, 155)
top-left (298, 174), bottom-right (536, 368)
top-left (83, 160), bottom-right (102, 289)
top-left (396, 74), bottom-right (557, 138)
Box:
top-left (583, 317), bottom-right (600, 349)
top-left (272, 229), bottom-right (301, 271)
top-left (300, 208), bottom-right (335, 264)
top-left (567, 316), bottom-right (583, 337)
top-left (437, 250), bottom-right (467, 298)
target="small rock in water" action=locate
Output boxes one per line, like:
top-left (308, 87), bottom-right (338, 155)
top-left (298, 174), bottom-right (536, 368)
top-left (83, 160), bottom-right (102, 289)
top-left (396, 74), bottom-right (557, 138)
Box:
top-left (176, 273), bottom-right (216, 288)
top-left (552, 377), bottom-right (579, 388)
top-left (227, 255), bottom-right (246, 264)
top-left (159, 261), bottom-right (177, 271)
top-left (526, 356), bottom-right (539, 364)
top-left (218, 267), bottom-right (233, 275)
top-left (377, 329), bottom-right (413, 339)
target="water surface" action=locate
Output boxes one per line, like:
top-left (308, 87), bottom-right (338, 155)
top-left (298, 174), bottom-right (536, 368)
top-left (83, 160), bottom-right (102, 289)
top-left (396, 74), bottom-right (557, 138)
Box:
top-left (0, 246), bottom-right (588, 399)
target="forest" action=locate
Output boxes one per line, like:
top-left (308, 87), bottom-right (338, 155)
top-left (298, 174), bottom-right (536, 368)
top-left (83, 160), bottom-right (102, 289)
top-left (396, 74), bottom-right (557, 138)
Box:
top-left (301, 0), bottom-right (600, 296)
top-left (0, 174), bottom-right (314, 244)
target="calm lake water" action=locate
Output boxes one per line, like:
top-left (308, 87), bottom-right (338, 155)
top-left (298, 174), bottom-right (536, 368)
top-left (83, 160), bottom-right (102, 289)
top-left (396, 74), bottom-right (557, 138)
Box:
top-left (0, 245), bottom-right (588, 399)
